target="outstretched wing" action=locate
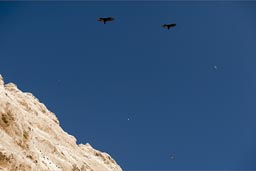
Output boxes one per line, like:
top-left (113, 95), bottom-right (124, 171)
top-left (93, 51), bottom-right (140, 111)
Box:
top-left (97, 18), bottom-right (105, 22)
top-left (106, 17), bottom-right (114, 22)
top-left (169, 23), bottom-right (176, 28)
top-left (162, 24), bottom-right (168, 28)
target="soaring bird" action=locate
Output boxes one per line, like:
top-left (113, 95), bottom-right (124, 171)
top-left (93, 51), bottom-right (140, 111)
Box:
top-left (162, 23), bottom-right (176, 30)
top-left (97, 17), bottom-right (115, 24)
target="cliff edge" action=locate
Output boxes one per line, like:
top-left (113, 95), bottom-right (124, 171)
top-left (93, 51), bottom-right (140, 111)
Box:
top-left (0, 75), bottom-right (122, 171)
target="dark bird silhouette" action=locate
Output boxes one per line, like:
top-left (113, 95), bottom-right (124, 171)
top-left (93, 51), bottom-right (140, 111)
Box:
top-left (97, 17), bottom-right (115, 24)
top-left (162, 23), bottom-right (176, 30)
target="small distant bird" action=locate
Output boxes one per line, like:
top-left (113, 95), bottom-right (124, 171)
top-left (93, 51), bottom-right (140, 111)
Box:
top-left (170, 152), bottom-right (176, 160)
top-left (97, 17), bottom-right (115, 24)
top-left (162, 23), bottom-right (176, 30)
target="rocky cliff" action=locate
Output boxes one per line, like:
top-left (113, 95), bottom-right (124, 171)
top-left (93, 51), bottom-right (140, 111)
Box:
top-left (0, 75), bottom-right (122, 171)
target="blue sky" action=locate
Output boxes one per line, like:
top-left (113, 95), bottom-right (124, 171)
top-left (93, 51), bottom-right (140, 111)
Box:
top-left (1, 1), bottom-right (256, 170)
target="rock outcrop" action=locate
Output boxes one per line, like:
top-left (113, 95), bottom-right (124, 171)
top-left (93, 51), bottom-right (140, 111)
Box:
top-left (0, 74), bottom-right (122, 171)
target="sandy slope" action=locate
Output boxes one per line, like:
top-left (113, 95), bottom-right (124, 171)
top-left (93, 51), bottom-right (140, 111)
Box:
top-left (0, 75), bottom-right (122, 171)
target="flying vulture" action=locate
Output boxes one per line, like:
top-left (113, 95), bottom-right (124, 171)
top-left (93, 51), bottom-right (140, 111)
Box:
top-left (97, 17), bottom-right (115, 24)
top-left (162, 23), bottom-right (176, 30)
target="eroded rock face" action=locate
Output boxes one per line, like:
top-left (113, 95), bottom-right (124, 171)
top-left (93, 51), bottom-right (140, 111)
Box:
top-left (0, 74), bottom-right (122, 171)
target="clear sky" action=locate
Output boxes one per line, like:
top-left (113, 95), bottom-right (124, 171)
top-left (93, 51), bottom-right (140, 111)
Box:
top-left (1, 1), bottom-right (256, 170)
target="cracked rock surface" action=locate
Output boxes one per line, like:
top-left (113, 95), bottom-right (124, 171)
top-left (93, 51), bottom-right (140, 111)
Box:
top-left (0, 74), bottom-right (122, 171)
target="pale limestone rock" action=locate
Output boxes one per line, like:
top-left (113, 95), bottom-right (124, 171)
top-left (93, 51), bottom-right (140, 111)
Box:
top-left (0, 74), bottom-right (122, 171)
top-left (0, 75), bottom-right (4, 86)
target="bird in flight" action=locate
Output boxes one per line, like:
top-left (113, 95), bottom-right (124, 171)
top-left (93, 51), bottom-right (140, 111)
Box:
top-left (97, 17), bottom-right (115, 24)
top-left (170, 152), bottom-right (176, 160)
top-left (162, 23), bottom-right (176, 30)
